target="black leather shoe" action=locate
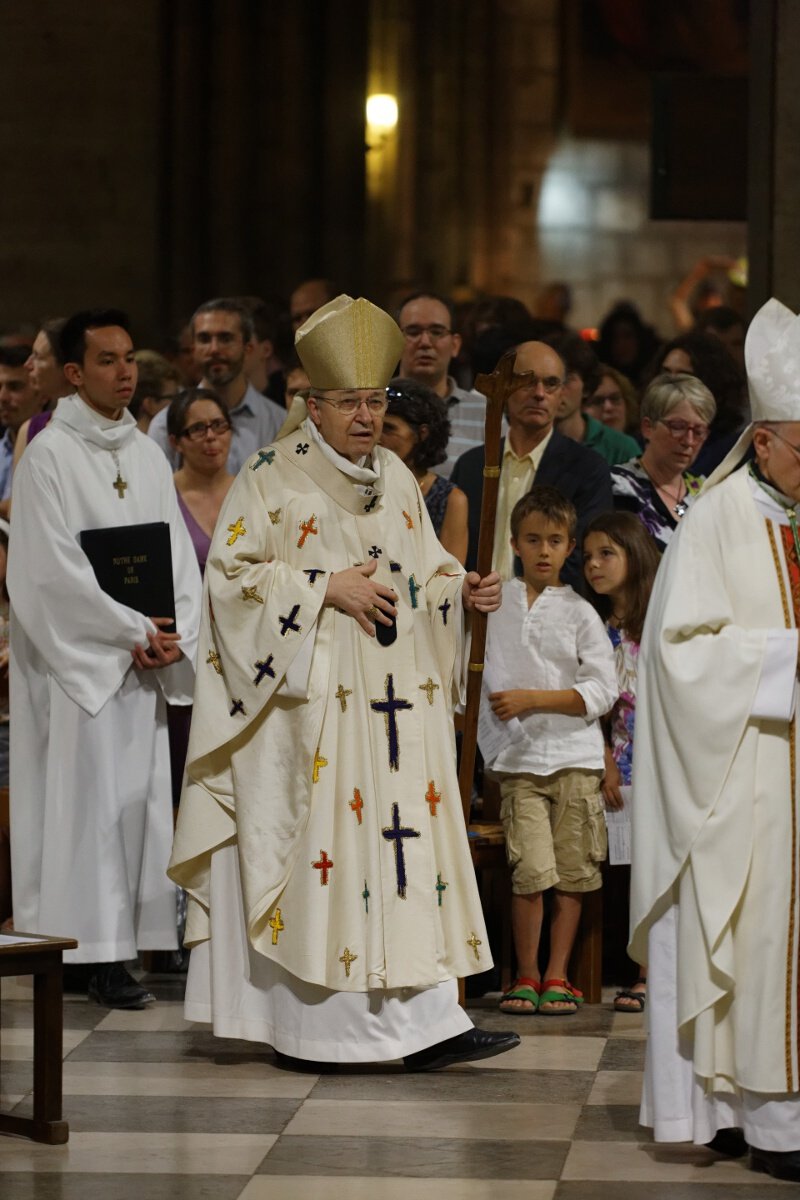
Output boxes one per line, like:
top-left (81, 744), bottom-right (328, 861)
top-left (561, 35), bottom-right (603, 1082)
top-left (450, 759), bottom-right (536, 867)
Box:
top-left (705, 1127), bottom-right (748, 1158)
top-left (404, 1027), bottom-right (521, 1072)
top-left (750, 1145), bottom-right (800, 1182)
top-left (87, 962), bottom-right (155, 1010)
top-left (273, 1050), bottom-right (334, 1074)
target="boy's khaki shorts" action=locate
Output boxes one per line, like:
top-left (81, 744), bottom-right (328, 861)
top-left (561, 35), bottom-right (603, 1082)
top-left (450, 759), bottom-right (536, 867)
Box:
top-left (498, 767), bottom-right (606, 895)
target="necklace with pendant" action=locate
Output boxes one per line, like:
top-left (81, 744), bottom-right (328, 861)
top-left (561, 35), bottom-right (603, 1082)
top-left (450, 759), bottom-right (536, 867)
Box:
top-left (110, 449), bottom-right (128, 499)
top-left (643, 463), bottom-right (687, 516)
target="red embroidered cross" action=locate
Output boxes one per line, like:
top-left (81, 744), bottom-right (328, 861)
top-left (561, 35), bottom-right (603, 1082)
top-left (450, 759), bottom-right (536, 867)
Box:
top-left (425, 780), bottom-right (441, 817)
top-left (350, 788), bottom-right (363, 825)
top-left (297, 514), bottom-right (318, 549)
top-left (312, 850), bottom-right (334, 885)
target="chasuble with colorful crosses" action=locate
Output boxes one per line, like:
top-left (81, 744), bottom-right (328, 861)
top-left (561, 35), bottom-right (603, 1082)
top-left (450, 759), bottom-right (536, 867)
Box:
top-left (170, 432), bottom-right (491, 992)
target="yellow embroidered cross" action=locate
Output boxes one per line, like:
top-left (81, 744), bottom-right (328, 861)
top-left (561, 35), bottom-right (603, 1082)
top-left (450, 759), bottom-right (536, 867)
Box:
top-left (241, 585), bottom-right (264, 604)
top-left (268, 509), bottom-right (282, 525)
top-left (312, 749), bottom-right (328, 783)
top-left (335, 684), bottom-right (352, 712)
top-left (226, 516), bottom-right (247, 546)
top-left (350, 788), bottom-right (363, 825)
top-left (425, 780), bottom-right (441, 817)
top-left (206, 649), bottom-right (222, 675)
top-left (419, 677), bottom-right (439, 705)
top-left (467, 932), bottom-right (482, 961)
top-left (268, 908), bottom-right (284, 944)
top-left (339, 947), bottom-right (357, 978)
top-left (297, 513), bottom-right (318, 549)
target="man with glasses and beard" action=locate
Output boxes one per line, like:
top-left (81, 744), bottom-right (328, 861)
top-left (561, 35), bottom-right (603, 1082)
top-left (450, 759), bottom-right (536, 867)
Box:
top-left (148, 298), bottom-right (284, 471)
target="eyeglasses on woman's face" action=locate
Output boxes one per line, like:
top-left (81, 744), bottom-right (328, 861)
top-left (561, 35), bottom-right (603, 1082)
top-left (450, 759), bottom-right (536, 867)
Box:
top-left (179, 418), bottom-right (231, 441)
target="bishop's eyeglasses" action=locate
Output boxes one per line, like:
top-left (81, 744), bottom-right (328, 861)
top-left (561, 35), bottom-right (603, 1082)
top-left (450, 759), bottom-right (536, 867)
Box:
top-left (312, 393), bottom-right (389, 415)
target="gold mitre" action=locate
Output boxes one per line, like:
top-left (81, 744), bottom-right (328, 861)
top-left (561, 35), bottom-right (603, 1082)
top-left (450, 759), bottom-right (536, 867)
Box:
top-left (295, 294), bottom-right (404, 390)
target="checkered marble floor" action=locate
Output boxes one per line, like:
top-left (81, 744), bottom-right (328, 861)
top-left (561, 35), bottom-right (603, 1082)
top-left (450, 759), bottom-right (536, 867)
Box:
top-left (0, 972), bottom-right (794, 1198)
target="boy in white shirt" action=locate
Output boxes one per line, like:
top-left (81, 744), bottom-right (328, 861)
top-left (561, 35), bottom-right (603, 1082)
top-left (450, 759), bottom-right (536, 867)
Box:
top-left (486, 486), bottom-right (617, 1015)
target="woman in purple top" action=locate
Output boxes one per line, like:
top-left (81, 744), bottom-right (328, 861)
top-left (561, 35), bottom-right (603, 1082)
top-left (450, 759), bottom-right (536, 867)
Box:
top-left (167, 387), bottom-right (235, 576)
top-left (165, 388), bottom-right (235, 810)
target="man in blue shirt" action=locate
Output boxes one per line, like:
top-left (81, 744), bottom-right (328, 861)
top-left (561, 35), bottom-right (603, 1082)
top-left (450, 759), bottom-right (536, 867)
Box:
top-left (149, 298), bottom-right (285, 471)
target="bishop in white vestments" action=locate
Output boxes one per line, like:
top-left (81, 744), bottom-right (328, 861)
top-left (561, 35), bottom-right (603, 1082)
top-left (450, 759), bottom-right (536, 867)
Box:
top-left (630, 298), bottom-right (800, 1183)
top-left (169, 295), bottom-right (520, 1069)
top-left (9, 309), bottom-right (201, 1009)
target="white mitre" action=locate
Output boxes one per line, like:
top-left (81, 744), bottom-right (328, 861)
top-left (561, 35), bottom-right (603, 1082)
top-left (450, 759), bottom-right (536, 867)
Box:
top-left (703, 297), bottom-right (800, 490)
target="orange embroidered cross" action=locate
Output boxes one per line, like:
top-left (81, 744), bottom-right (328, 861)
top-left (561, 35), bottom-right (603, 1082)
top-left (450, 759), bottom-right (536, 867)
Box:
top-left (425, 780), bottom-right (441, 817)
top-left (403, 510), bottom-right (414, 529)
top-left (297, 514), bottom-right (318, 549)
top-left (350, 788), bottom-right (363, 825)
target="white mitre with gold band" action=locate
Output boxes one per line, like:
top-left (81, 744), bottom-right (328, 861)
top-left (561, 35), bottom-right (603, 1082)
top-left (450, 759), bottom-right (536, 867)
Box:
top-left (703, 296), bottom-right (800, 491)
top-left (278, 295), bottom-right (404, 440)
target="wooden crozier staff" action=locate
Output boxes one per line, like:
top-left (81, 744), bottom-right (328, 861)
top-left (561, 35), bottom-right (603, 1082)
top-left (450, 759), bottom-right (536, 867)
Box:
top-left (458, 354), bottom-right (535, 826)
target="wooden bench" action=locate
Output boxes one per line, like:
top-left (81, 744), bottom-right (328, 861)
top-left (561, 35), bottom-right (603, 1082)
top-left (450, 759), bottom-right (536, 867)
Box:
top-left (0, 932), bottom-right (78, 1144)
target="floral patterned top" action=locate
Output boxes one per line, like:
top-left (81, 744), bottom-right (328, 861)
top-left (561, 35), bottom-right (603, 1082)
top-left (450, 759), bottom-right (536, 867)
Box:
top-left (606, 624), bottom-right (638, 785)
top-left (611, 457), bottom-right (704, 554)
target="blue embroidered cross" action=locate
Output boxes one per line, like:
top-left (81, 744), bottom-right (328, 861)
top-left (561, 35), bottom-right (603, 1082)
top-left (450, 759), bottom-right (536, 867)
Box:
top-left (364, 494), bottom-right (379, 513)
top-left (362, 879), bottom-right (370, 913)
top-left (230, 698), bottom-right (246, 717)
top-left (369, 545), bottom-right (382, 559)
top-left (278, 605), bottom-right (301, 636)
top-left (304, 568), bottom-right (325, 586)
top-left (295, 442), bottom-right (309, 455)
top-left (251, 448), bottom-right (275, 470)
top-left (408, 574), bottom-right (421, 609)
top-left (382, 802), bottom-right (421, 899)
top-left (438, 598), bottom-right (451, 626)
top-left (370, 673), bottom-right (413, 772)
top-left (389, 561), bottom-right (402, 573)
top-left (253, 656), bottom-right (275, 685)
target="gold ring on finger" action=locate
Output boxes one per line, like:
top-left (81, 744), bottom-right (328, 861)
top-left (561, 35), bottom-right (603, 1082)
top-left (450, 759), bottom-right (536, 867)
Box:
top-left (366, 605), bottom-right (379, 619)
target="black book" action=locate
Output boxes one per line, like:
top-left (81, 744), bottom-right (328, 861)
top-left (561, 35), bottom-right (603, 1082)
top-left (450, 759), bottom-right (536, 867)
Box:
top-left (80, 522), bottom-right (176, 633)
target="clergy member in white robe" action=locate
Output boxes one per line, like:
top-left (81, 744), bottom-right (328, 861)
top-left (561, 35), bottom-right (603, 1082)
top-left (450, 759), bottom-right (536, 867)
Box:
top-left (8, 308), bottom-right (201, 1010)
top-left (630, 297), bottom-right (800, 1183)
top-left (169, 295), bottom-right (520, 1069)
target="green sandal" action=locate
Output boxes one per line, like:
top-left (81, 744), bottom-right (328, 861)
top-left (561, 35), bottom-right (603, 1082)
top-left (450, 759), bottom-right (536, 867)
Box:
top-left (499, 977), bottom-right (540, 1015)
top-left (538, 977), bottom-right (584, 1016)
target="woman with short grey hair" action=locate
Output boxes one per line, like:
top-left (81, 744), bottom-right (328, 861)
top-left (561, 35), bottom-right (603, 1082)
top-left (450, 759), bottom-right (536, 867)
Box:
top-left (611, 372), bottom-right (717, 553)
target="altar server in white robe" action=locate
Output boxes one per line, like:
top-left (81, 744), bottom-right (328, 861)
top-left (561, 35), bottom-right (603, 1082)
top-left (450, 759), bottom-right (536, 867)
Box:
top-left (630, 297), bottom-right (800, 1183)
top-left (169, 294), bottom-right (520, 1069)
top-left (9, 308), bottom-right (201, 1010)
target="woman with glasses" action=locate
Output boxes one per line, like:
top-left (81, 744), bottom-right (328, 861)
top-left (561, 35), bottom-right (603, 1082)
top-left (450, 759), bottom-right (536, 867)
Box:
top-left (611, 373), bottom-right (716, 553)
top-left (584, 363), bottom-right (640, 438)
top-left (380, 379), bottom-right (469, 564)
top-left (647, 330), bottom-right (747, 477)
top-left (167, 387), bottom-right (235, 576)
